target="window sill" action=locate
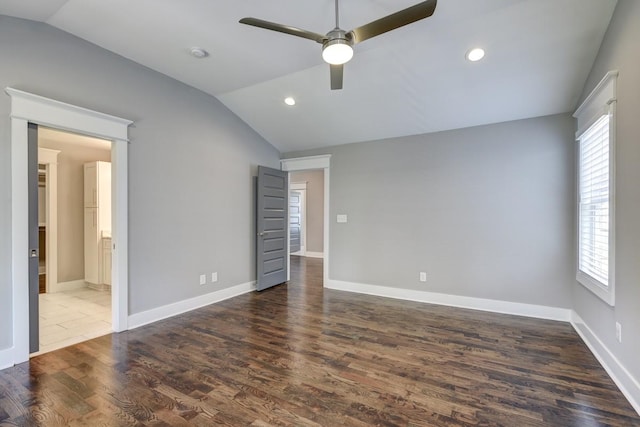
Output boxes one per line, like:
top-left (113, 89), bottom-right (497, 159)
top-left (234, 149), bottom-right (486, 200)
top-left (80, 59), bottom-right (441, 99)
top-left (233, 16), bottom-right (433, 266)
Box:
top-left (576, 270), bottom-right (615, 306)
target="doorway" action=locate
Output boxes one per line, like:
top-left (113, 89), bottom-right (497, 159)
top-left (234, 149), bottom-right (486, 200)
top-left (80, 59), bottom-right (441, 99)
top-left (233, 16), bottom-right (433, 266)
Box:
top-left (281, 155), bottom-right (331, 285)
top-left (289, 173), bottom-right (326, 260)
top-left (7, 87), bottom-right (131, 366)
top-left (35, 127), bottom-right (114, 355)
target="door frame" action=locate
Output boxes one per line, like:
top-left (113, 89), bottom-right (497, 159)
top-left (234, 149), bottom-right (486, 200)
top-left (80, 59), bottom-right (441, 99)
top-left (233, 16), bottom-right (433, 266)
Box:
top-left (7, 87), bottom-right (132, 364)
top-left (281, 155), bottom-right (330, 286)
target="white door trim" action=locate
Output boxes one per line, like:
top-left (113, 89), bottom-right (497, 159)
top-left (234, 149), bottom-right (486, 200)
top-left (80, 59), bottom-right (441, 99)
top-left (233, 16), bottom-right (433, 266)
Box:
top-left (6, 87), bottom-right (132, 365)
top-left (281, 155), bottom-right (330, 287)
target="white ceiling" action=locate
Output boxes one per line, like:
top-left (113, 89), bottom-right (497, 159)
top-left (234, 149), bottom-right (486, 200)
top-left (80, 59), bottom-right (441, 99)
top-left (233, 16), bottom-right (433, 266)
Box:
top-left (0, 0), bottom-right (617, 152)
top-left (39, 127), bottom-right (112, 151)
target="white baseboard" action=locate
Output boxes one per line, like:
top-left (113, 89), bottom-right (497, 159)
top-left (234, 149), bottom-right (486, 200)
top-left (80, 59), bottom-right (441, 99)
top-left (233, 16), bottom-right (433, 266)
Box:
top-left (88, 283), bottom-right (111, 292)
top-left (0, 346), bottom-right (14, 370)
top-left (128, 281), bottom-right (256, 329)
top-left (325, 279), bottom-right (638, 415)
top-left (325, 279), bottom-right (571, 321)
top-left (571, 312), bottom-right (640, 415)
top-left (305, 251), bottom-right (324, 259)
top-left (50, 279), bottom-right (87, 293)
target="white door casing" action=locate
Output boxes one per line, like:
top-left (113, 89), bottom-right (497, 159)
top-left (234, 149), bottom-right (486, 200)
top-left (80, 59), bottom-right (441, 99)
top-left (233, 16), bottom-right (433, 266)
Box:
top-left (6, 87), bottom-right (131, 365)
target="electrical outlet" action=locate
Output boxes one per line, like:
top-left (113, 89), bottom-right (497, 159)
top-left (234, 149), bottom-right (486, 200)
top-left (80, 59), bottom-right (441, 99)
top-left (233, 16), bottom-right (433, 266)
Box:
top-left (615, 322), bottom-right (622, 343)
top-left (419, 272), bottom-right (427, 282)
top-left (211, 272), bottom-right (218, 283)
top-left (199, 274), bottom-right (206, 285)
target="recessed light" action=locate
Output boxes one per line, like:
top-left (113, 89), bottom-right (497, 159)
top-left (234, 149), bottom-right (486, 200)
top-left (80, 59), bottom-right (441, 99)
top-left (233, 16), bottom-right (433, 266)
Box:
top-left (466, 48), bottom-right (485, 62)
top-left (189, 47), bottom-right (209, 58)
top-left (284, 97), bottom-right (296, 106)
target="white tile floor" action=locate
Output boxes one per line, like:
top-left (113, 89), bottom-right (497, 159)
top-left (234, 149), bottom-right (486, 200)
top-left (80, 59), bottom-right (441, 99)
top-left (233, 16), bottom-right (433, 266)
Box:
top-left (35, 288), bottom-right (112, 355)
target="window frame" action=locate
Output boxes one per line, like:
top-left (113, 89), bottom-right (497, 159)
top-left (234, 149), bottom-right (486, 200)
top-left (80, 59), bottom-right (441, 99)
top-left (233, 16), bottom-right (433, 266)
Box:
top-left (573, 71), bottom-right (617, 306)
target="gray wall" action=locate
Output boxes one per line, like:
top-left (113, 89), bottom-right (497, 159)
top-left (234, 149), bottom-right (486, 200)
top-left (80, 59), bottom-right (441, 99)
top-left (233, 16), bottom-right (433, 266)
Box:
top-left (290, 170), bottom-right (324, 253)
top-left (0, 16), bottom-right (280, 351)
top-left (285, 114), bottom-right (575, 308)
top-left (572, 0), bottom-right (640, 383)
top-left (38, 138), bottom-right (111, 283)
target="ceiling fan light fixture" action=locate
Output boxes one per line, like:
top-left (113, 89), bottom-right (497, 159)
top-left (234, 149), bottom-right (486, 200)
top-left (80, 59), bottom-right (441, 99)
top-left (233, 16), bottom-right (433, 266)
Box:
top-left (284, 97), bottom-right (296, 106)
top-left (322, 39), bottom-right (353, 65)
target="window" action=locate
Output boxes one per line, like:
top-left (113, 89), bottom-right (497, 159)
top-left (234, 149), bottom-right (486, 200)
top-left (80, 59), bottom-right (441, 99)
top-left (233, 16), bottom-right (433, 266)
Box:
top-left (573, 71), bottom-right (617, 306)
top-left (578, 116), bottom-right (610, 284)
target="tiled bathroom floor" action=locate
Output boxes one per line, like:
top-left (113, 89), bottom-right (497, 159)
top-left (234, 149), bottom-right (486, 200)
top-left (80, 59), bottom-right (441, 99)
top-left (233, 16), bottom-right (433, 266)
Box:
top-left (35, 288), bottom-right (112, 355)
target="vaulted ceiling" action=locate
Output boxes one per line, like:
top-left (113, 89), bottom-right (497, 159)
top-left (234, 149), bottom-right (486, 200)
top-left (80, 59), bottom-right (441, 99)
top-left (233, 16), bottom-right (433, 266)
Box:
top-left (0, 0), bottom-right (617, 152)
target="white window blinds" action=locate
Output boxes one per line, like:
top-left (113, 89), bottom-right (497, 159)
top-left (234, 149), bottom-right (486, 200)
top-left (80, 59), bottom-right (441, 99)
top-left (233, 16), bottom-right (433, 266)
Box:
top-left (578, 114), bottom-right (610, 287)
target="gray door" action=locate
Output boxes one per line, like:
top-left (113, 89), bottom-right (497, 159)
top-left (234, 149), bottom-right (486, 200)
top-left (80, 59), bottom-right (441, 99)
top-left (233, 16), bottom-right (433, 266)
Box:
top-left (289, 191), bottom-right (301, 253)
top-left (28, 123), bottom-right (39, 353)
top-left (256, 166), bottom-right (288, 291)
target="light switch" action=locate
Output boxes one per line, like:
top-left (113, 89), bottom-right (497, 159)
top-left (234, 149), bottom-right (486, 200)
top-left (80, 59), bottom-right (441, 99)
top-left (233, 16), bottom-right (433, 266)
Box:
top-left (337, 214), bottom-right (348, 223)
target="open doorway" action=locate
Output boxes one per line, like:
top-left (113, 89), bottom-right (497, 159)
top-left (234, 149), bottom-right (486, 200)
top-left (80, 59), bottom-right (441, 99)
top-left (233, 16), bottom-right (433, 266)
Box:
top-left (281, 155), bottom-right (331, 286)
top-left (35, 127), bottom-right (113, 354)
top-left (289, 171), bottom-right (325, 260)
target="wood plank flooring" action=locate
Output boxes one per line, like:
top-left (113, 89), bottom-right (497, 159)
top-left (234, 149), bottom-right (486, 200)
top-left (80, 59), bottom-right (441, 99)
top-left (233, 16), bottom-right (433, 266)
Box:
top-left (1, 256), bottom-right (638, 426)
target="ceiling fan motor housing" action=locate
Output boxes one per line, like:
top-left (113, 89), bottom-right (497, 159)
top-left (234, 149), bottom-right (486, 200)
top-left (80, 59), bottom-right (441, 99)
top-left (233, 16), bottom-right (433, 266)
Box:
top-left (322, 29), bottom-right (354, 65)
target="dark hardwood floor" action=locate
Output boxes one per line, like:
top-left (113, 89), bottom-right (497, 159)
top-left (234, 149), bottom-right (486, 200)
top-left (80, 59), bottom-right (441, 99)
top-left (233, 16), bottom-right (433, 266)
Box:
top-left (1, 256), bottom-right (638, 426)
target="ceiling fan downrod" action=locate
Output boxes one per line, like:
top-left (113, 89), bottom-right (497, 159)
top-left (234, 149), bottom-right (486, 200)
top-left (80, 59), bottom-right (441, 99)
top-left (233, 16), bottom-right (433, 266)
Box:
top-left (322, 0), bottom-right (353, 66)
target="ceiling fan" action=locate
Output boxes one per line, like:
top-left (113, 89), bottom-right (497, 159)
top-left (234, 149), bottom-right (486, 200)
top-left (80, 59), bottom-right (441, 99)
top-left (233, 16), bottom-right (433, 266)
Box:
top-left (240, 0), bottom-right (437, 90)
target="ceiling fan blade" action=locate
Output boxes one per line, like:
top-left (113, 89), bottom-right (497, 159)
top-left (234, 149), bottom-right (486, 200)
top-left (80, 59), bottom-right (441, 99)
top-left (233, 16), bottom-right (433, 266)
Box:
top-left (330, 64), bottom-right (344, 90)
top-left (239, 18), bottom-right (327, 44)
top-left (347, 0), bottom-right (437, 44)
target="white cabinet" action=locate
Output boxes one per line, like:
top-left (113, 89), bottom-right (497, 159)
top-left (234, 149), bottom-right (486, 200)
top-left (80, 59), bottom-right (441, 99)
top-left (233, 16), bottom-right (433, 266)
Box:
top-left (84, 208), bottom-right (99, 284)
top-left (84, 161), bottom-right (111, 210)
top-left (84, 163), bottom-right (97, 207)
top-left (84, 161), bottom-right (111, 286)
top-left (102, 237), bottom-right (112, 286)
